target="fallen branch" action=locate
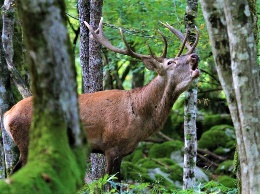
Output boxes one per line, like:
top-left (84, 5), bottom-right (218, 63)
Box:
top-left (197, 148), bottom-right (226, 161)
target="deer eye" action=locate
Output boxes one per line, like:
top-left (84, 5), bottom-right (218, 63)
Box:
top-left (167, 61), bottom-right (176, 66)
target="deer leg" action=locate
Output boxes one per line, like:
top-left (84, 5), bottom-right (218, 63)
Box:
top-left (105, 150), bottom-right (122, 190)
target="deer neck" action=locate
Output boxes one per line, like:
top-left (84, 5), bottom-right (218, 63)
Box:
top-left (131, 75), bottom-right (180, 137)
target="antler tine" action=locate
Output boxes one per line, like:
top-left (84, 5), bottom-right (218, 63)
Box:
top-left (84, 17), bottom-right (153, 60)
top-left (147, 44), bottom-right (155, 58)
top-left (98, 17), bottom-right (104, 35)
top-left (84, 19), bottom-right (124, 55)
top-left (160, 22), bottom-right (200, 56)
top-left (176, 29), bottom-right (188, 57)
top-left (118, 28), bottom-right (142, 59)
top-left (157, 30), bottom-right (168, 58)
top-left (185, 26), bottom-right (200, 55)
top-left (160, 21), bottom-right (192, 51)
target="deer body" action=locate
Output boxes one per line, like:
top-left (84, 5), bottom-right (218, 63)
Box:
top-left (3, 18), bottom-right (200, 180)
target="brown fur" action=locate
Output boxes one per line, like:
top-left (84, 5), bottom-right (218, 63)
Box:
top-left (3, 54), bottom-right (199, 179)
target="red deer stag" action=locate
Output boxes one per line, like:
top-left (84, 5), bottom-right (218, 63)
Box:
top-left (3, 18), bottom-right (199, 180)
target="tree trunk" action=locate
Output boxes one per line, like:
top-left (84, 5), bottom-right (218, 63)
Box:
top-left (0, 34), bottom-right (12, 179)
top-left (2, 0), bottom-right (31, 98)
top-left (201, 0), bottom-right (260, 193)
top-left (183, 0), bottom-right (198, 190)
top-left (79, 0), bottom-right (105, 181)
top-left (0, 0), bottom-right (87, 192)
top-left (223, 1), bottom-right (260, 193)
top-left (78, 0), bottom-right (90, 94)
top-left (88, 0), bottom-right (106, 181)
top-left (0, 0), bottom-right (19, 178)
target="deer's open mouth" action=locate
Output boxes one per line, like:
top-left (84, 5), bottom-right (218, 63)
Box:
top-left (190, 54), bottom-right (199, 71)
top-left (191, 61), bottom-right (198, 71)
top-left (189, 54), bottom-right (200, 78)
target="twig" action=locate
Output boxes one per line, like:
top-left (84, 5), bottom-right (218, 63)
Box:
top-left (197, 148), bottom-right (226, 161)
top-left (197, 153), bottom-right (219, 168)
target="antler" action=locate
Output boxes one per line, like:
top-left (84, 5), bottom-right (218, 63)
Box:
top-left (160, 22), bottom-right (199, 57)
top-left (84, 17), bottom-right (167, 62)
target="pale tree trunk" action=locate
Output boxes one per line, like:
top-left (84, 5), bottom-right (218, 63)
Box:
top-left (0, 0), bottom-right (20, 178)
top-left (0, 27), bottom-right (10, 179)
top-left (0, 0), bottom-right (9, 179)
top-left (183, 0), bottom-right (198, 190)
top-left (201, 0), bottom-right (260, 193)
top-left (2, 0), bottom-right (31, 98)
top-left (223, 1), bottom-right (260, 192)
top-left (0, 0), bottom-right (87, 192)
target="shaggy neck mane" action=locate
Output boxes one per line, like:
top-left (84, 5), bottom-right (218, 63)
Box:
top-left (129, 75), bottom-right (180, 138)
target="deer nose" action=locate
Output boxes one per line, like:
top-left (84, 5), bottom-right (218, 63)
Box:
top-left (189, 54), bottom-right (199, 63)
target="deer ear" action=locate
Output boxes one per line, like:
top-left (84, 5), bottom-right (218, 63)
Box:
top-left (142, 58), bottom-right (162, 71)
top-left (142, 58), bottom-right (164, 75)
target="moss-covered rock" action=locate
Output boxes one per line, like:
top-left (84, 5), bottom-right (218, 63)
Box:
top-left (215, 160), bottom-right (235, 175)
top-left (217, 175), bottom-right (237, 188)
top-left (122, 140), bottom-right (184, 188)
top-left (121, 161), bottom-right (152, 182)
top-left (124, 143), bottom-right (153, 164)
top-left (202, 114), bottom-right (233, 132)
top-left (149, 140), bottom-right (184, 159)
top-left (198, 125), bottom-right (236, 155)
top-left (137, 158), bottom-right (158, 169)
top-left (161, 98), bottom-right (185, 139)
top-left (202, 180), bottom-right (237, 193)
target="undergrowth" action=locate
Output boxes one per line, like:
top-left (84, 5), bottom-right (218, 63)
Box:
top-left (77, 174), bottom-right (238, 194)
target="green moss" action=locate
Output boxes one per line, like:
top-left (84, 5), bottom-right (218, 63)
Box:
top-left (151, 158), bottom-right (182, 182)
top-left (217, 175), bottom-right (237, 188)
top-left (137, 158), bottom-right (158, 169)
top-left (0, 110), bottom-right (87, 194)
top-left (124, 143), bottom-right (153, 163)
top-left (202, 114), bottom-right (233, 132)
top-left (149, 140), bottom-right (184, 158)
top-left (131, 149), bottom-right (143, 163)
top-left (158, 158), bottom-right (177, 166)
top-left (215, 160), bottom-right (235, 175)
top-left (198, 125), bottom-right (236, 154)
top-left (121, 161), bottom-right (152, 182)
top-left (168, 164), bottom-right (183, 182)
top-left (202, 180), bottom-right (237, 193)
top-left (161, 98), bottom-right (185, 139)
top-left (154, 174), bottom-right (172, 188)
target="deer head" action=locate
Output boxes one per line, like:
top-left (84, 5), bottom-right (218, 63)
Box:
top-left (84, 17), bottom-right (199, 93)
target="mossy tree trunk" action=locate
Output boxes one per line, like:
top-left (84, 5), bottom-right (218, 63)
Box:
top-left (0, 0), bottom-right (12, 178)
top-left (201, 0), bottom-right (260, 193)
top-left (0, 0), bottom-right (87, 193)
top-left (1, 0), bottom-right (33, 176)
top-left (183, 0), bottom-right (198, 190)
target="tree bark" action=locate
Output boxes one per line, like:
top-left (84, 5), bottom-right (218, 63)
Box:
top-left (223, 1), bottom-right (260, 193)
top-left (2, 0), bottom-right (31, 98)
top-left (88, 0), bottom-right (106, 181)
top-left (183, 0), bottom-right (198, 190)
top-left (201, 0), bottom-right (260, 193)
top-left (0, 0), bottom-right (87, 193)
top-left (0, 37), bottom-right (13, 179)
top-left (79, 0), bottom-right (105, 181)
top-left (78, 0), bottom-right (90, 94)
top-left (0, 0), bottom-right (18, 178)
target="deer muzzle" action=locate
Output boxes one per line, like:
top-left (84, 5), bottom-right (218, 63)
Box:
top-left (189, 54), bottom-right (200, 78)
